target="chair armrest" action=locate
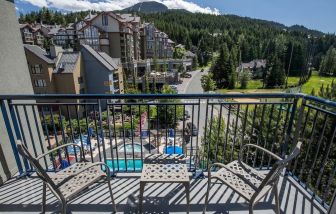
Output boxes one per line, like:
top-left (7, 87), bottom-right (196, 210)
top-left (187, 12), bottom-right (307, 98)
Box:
top-left (238, 144), bottom-right (282, 164)
top-left (207, 162), bottom-right (227, 176)
top-left (36, 143), bottom-right (84, 161)
top-left (56, 162), bottom-right (110, 188)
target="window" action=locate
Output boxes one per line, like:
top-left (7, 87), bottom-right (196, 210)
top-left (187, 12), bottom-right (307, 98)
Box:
top-left (80, 88), bottom-right (85, 94)
top-left (34, 79), bottom-right (47, 87)
top-left (78, 76), bottom-right (84, 84)
top-left (102, 14), bottom-right (108, 26)
top-left (31, 65), bottom-right (42, 74)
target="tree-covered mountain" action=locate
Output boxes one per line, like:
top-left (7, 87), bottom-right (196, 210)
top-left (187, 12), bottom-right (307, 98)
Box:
top-left (19, 8), bottom-right (336, 84)
top-left (139, 11), bottom-right (335, 76)
top-left (122, 1), bottom-right (168, 13)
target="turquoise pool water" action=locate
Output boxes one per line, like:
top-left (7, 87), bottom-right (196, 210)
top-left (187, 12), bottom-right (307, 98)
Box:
top-left (106, 159), bottom-right (143, 171)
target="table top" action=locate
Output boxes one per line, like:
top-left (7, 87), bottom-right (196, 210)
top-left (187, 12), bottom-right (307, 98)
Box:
top-left (140, 163), bottom-right (189, 183)
top-left (144, 154), bottom-right (186, 164)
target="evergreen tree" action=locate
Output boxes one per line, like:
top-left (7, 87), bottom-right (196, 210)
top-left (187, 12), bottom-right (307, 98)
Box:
top-left (319, 46), bottom-right (336, 76)
top-left (240, 72), bottom-right (249, 89)
top-left (201, 73), bottom-right (216, 92)
top-left (266, 56), bottom-right (285, 88)
top-left (192, 56), bottom-right (198, 70)
top-left (212, 44), bottom-right (230, 88)
top-left (227, 56), bottom-right (237, 89)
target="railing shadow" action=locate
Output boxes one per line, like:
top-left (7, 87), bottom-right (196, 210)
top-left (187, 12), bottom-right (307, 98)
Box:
top-left (0, 174), bottom-right (327, 213)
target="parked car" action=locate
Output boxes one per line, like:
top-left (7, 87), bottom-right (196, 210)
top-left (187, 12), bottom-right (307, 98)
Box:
top-left (180, 72), bottom-right (192, 78)
top-left (169, 85), bottom-right (178, 93)
top-left (187, 122), bottom-right (198, 136)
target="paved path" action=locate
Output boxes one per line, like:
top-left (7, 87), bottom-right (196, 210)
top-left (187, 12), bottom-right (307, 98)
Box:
top-left (177, 70), bottom-right (202, 94)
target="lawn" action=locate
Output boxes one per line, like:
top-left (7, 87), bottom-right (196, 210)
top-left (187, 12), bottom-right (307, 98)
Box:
top-left (217, 72), bottom-right (335, 95)
top-left (299, 75), bottom-right (335, 94)
top-left (217, 79), bottom-right (281, 93)
top-left (287, 73), bottom-right (335, 94)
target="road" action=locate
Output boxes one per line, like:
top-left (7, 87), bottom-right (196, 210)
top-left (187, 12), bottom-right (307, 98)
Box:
top-left (179, 70), bottom-right (241, 157)
top-left (185, 70), bottom-right (205, 94)
top-left (178, 70), bottom-right (208, 155)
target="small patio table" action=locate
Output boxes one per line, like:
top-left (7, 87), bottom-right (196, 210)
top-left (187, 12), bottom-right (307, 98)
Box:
top-left (138, 154), bottom-right (190, 213)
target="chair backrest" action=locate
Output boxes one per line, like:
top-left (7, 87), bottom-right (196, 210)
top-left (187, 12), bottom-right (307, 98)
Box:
top-left (16, 141), bottom-right (56, 188)
top-left (254, 141), bottom-right (302, 199)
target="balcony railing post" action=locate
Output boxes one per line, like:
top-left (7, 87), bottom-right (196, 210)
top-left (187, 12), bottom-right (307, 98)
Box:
top-left (98, 99), bottom-right (107, 166)
top-left (0, 99), bottom-right (23, 175)
top-left (282, 97), bottom-right (299, 157)
top-left (329, 190), bottom-right (336, 214)
top-left (292, 98), bottom-right (306, 144)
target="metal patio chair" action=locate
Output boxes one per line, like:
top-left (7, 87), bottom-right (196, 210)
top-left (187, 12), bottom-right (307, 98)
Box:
top-left (16, 140), bottom-right (117, 214)
top-left (204, 141), bottom-right (302, 214)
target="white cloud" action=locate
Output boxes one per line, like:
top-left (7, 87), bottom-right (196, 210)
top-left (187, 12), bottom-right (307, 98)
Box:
top-left (21, 0), bottom-right (48, 7)
top-left (162, 0), bottom-right (219, 14)
top-left (20, 0), bottom-right (219, 15)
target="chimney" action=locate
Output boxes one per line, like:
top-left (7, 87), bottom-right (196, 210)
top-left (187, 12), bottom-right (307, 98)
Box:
top-left (50, 45), bottom-right (63, 58)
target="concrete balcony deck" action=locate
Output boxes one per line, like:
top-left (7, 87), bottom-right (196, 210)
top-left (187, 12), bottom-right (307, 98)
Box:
top-left (0, 173), bottom-right (326, 214)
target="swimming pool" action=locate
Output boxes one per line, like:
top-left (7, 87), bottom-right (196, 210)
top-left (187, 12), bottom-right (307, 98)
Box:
top-left (164, 146), bottom-right (183, 154)
top-left (106, 159), bottom-right (143, 171)
top-left (118, 143), bottom-right (142, 153)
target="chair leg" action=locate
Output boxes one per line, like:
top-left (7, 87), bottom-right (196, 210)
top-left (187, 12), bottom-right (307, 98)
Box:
top-left (107, 177), bottom-right (117, 213)
top-left (184, 183), bottom-right (190, 214)
top-left (203, 176), bottom-right (212, 213)
top-left (273, 185), bottom-right (280, 214)
top-left (41, 182), bottom-right (46, 213)
top-left (249, 202), bottom-right (254, 214)
top-left (60, 200), bottom-right (67, 214)
top-left (138, 182), bottom-right (145, 214)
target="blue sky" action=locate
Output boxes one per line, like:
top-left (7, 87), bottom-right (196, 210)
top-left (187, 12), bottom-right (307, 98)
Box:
top-left (15, 0), bottom-right (336, 33)
top-left (193, 0), bottom-right (335, 33)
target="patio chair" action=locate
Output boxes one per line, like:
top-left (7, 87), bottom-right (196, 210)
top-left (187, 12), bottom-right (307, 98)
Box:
top-left (16, 140), bottom-right (117, 214)
top-left (204, 141), bottom-right (302, 214)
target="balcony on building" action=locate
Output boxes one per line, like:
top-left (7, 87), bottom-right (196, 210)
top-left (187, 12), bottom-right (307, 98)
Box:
top-left (0, 93), bottom-right (336, 214)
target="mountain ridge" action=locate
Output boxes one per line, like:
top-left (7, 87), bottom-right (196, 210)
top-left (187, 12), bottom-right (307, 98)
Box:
top-left (122, 1), bottom-right (169, 13)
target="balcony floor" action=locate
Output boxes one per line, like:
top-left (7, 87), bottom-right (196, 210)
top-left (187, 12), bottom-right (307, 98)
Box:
top-left (0, 173), bottom-right (327, 214)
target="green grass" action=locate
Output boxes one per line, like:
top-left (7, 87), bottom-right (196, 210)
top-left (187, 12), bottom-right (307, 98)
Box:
top-left (245, 80), bottom-right (263, 89)
top-left (287, 77), bottom-right (300, 87)
top-left (216, 79), bottom-right (279, 93)
top-left (300, 75), bottom-right (335, 94)
top-left (217, 72), bottom-right (335, 95)
top-left (287, 72), bottom-right (335, 94)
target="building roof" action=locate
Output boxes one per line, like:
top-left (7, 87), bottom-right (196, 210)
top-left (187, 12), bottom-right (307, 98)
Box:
top-left (19, 23), bottom-right (30, 29)
top-left (167, 39), bottom-right (175, 44)
top-left (24, 44), bottom-right (55, 64)
top-left (53, 52), bottom-right (80, 74)
top-left (184, 51), bottom-right (196, 58)
top-left (120, 14), bottom-right (140, 23)
top-left (81, 45), bottom-right (120, 71)
top-left (175, 44), bottom-right (185, 49)
top-left (242, 59), bottom-right (267, 69)
top-left (84, 12), bottom-right (97, 21)
top-left (98, 52), bottom-right (119, 69)
top-left (48, 27), bottom-right (62, 35)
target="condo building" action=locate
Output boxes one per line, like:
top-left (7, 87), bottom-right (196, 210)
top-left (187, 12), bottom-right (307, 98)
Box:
top-left (20, 24), bottom-right (46, 47)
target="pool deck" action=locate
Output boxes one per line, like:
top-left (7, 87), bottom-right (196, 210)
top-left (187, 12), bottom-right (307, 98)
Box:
top-left (0, 173), bottom-right (327, 214)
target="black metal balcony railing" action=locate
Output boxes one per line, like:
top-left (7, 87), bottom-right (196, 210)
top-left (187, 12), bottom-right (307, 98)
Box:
top-left (0, 93), bottom-right (335, 210)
